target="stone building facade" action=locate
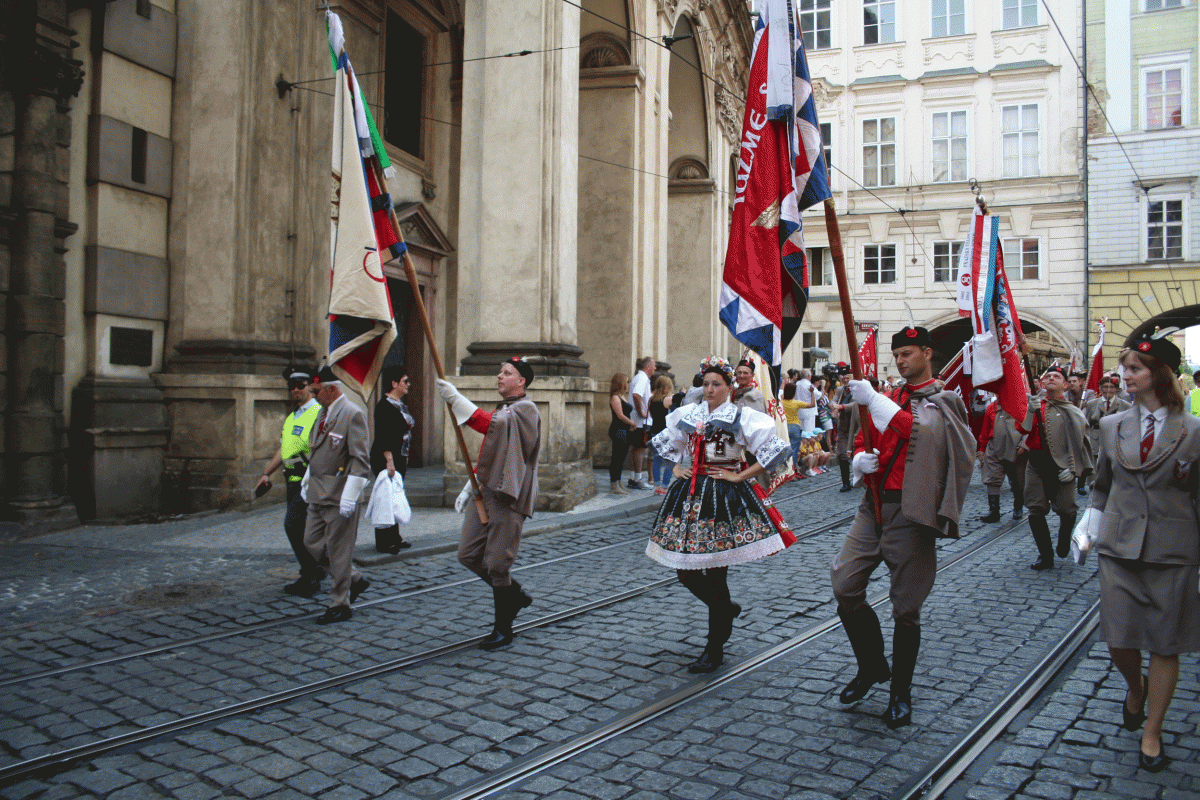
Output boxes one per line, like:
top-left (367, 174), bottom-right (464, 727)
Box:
top-left (1, 0), bottom-right (753, 529)
top-left (789, 0), bottom-right (1086, 375)
top-left (1086, 0), bottom-right (1200, 362)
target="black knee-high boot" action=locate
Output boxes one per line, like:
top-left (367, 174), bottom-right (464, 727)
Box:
top-left (1056, 512), bottom-right (1077, 558)
top-left (479, 580), bottom-right (532, 651)
top-left (979, 495), bottom-right (1001, 522)
top-left (884, 625), bottom-right (920, 728)
top-left (837, 604), bottom-right (891, 703)
top-left (839, 460), bottom-right (853, 491)
top-left (1028, 513), bottom-right (1054, 570)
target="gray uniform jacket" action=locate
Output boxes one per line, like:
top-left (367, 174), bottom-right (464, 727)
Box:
top-left (1090, 408), bottom-right (1200, 565)
top-left (985, 407), bottom-right (1024, 463)
top-left (306, 394), bottom-right (371, 506)
top-left (1020, 395), bottom-right (1093, 477)
top-left (1083, 395), bottom-right (1132, 454)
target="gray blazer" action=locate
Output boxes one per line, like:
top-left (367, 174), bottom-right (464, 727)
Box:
top-left (1090, 407), bottom-right (1200, 565)
top-left (306, 394), bottom-right (371, 507)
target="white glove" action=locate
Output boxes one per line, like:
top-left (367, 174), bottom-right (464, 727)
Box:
top-left (1070, 507), bottom-right (1103, 564)
top-left (339, 475), bottom-right (368, 518)
top-left (435, 378), bottom-right (480, 426)
top-left (300, 466), bottom-right (311, 503)
top-left (454, 480), bottom-right (474, 513)
top-left (848, 379), bottom-right (901, 432)
top-left (851, 449), bottom-right (880, 486)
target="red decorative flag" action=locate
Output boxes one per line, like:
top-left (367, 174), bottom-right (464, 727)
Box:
top-left (1086, 319), bottom-right (1106, 394)
top-left (858, 327), bottom-right (877, 379)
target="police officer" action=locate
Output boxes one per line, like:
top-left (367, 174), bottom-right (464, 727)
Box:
top-left (256, 368), bottom-right (325, 597)
top-left (832, 326), bottom-right (975, 729)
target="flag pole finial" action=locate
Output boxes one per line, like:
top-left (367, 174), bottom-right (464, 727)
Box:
top-left (969, 178), bottom-right (988, 214)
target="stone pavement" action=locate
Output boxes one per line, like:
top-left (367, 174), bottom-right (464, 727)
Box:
top-left (0, 467), bottom-right (1196, 800)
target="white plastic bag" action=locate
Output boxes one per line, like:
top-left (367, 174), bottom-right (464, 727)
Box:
top-left (365, 470), bottom-right (412, 528)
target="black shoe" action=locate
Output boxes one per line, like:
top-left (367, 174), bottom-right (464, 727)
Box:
top-left (349, 577), bottom-right (370, 603)
top-left (839, 484), bottom-right (853, 492)
top-left (1122, 675), bottom-right (1147, 731)
top-left (316, 606), bottom-right (352, 624)
top-left (1139, 738), bottom-right (1169, 772)
top-left (839, 667), bottom-right (891, 704)
top-left (1012, 507), bottom-right (1025, 520)
top-left (1077, 487), bottom-right (1088, 496)
top-left (979, 496), bottom-right (1002, 523)
top-left (284, 578), bottom-right (321, 598)
top-left (383, 539), bottom-right (413, 554)
top-left (882, 692), bottom-right (912, 729)
top-left (479, 628), bottom-right (514, 650)
top-left (687, 645), bottom-right (724, 674)
top-left (1030, 558), bottom-right (1054, 571)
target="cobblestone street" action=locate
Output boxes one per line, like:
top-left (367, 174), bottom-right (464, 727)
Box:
top-left (1, 473), bottom-right (1196, 800)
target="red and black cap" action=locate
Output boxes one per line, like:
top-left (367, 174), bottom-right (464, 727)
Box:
top-left (506, 356), bottom-right (534, 387)
top-left (1128, 334), bottom-right (1182, 371)
top-left (1042, 365), bottom-right (1069, 379)
top-left (311, 366), bottom-right (339, 385)
top-left (891, 326), bottom-right (931, 350)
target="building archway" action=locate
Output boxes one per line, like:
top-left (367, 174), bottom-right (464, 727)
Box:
top-left (923, 310), bottom-right (1077, 377)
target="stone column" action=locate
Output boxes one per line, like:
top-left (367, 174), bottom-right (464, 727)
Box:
top-left (452, 0), bottom-right (595, 509)
top-left (1, 2), bottom-right (84, 532)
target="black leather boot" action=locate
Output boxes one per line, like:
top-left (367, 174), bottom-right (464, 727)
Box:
top-left (688, 569), bottom-right (739, 674)
top-left (837, 604), bottom-right (891, 703)
top-left (1028, 513), bottom-right (1055, 570)
top-left (839, 461), bottom-right (853, 492)
top-left (884, 625), bottom-right (920, 729)
top-left (979, 495), bottom-right (1001, 523)
top-left (1012, 496), bottom-right (1025, 520)
top-left (1056, 512), bottom-right (1077, 558)
top-left (479, 581), bottom-right (532, 651)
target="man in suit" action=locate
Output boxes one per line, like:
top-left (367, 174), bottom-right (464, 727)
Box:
top-left (1018, 366), bottom-right (1092, 570)
top-left (831, 326), bottom-right (975, 729)
top-left (437, 357), bottom-right (542, 650)
top-left (302, 366), bottom-right (371, 624)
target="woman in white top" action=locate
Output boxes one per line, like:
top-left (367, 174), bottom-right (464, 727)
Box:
top-left (647, 356), bottom-right (795, 674)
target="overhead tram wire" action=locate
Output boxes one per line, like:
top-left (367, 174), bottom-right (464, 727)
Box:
top-left (284, 45), bottom-right (583, 88)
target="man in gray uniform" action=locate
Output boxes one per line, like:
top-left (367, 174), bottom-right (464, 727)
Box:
top-left (978, 398), bottom-right (1028, 522)
top-left (832, 326), bottom-right (975, 729)
top-left (437, 357), bottom-right (542, 650)
top-left (302, 367), bottom-right (371, 624)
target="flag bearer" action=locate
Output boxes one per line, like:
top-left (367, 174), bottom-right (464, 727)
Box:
top-left (1017, 366), bottom-right (1092, 570)
top-left (437, 358), bottom-right (542, 650)
top-left (831, 326), bottom-right (975, 729)
top-left (256, 368), bottom-right (325, 597)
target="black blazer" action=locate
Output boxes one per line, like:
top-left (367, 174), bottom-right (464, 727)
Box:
top-left (371, 398), bottom-right (413, 477)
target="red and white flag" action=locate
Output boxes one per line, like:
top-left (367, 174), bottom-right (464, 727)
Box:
top-left (957, 205), bottom-right (1028, 423)
top-left (858, 327), bottom-right (877, 379)
top-left (1085, 319), bottom-right (1106, 394)
top-left (940, 342), bottom-right (972, 404)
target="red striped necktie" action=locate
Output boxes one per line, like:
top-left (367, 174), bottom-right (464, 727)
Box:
top-left (1140, 415), bottom-right (1154, 463)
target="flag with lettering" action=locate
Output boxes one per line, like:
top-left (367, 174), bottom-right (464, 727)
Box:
top-left (961, 205), bottom-right (1028, 423)
top-left (719, 0), bottom-right (831, 366)
top-left (326, 10), bottom-right (397, 398)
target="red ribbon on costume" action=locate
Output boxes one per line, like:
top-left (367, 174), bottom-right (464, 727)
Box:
top-left (688, 430), bottom-right (706, 498)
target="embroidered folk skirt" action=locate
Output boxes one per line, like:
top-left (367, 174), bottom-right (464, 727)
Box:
top-left (646, 475), bottom-right (792, 570)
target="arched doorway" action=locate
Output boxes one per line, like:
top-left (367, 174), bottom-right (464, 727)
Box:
top-left (1124, 305), bottom-right (1200, 381)
top-left (925, 314), bottom-right (1075, 378)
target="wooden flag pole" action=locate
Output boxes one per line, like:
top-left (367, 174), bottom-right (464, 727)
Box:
top-left (823, 198), bottom-right (884, 525)
top-left (369, 160), bottom-right (488, 524)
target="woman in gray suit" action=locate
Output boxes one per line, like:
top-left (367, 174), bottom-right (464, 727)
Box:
top-left (1077, 333), bottom-right (1200, 772)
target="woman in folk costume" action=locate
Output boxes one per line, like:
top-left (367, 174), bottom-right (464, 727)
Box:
top-left (1075, 333), bottom-right (1200, 773)
top-left (647, 356), bottom-right (795, 674)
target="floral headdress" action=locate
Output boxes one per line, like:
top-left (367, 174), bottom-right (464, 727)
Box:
top-left (699, 355), bottom-right (734, 382)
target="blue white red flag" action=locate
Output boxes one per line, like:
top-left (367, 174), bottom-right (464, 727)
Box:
top-left (957, 205), bottom-right (1028, 422)
top-left (719, 0), bottom-right (831, 366)
top-left (326, 11), bottom-right (397, 399)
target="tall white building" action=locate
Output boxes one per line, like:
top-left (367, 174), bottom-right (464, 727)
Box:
top-left (788, 0), bottom-right (1086, 376)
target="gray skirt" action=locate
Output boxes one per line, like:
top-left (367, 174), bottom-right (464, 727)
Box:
top-left (1098, 554), bottom-right (1200, 654)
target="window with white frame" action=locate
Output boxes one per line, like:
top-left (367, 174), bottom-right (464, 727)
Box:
top-left (862, 117), bottom-right (896, 187)
top-left (801, 331), bottom-right (834, 369)
top-left (1145, 0), bottom-right (1183, 11)
top-left (1001, 104), bottom-right (1039, 178)
top-left (801, 0), bottom-right (832, 50)
top-left (931, 110), bottom-right (968, 182)
top-left (807, 246), bottom-right (834, 287)
top-left (1002, 0), bottom-right (1037, 28)
top-left (1143, 63), bottom-right (1186, 129)
top-left (820, 122), bottom-right (833, 177)
top-left (1003, 237), bottom-right (1040, 280)
top-left (1146, 198), bottom-right (1184, 260)
top-left (932, 0), bottom-right (965, 37)
top-left (933, 242), bottom-right (962, 282)
top-left (864, 244), bottom-right (897, 284)
top-left (864, 0), bottom-right (895, 44)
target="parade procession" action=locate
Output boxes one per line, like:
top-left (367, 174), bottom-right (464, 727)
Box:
top-left (4, 0), bottom-right (1200, 798)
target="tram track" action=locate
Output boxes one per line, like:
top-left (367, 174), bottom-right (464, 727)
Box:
top-left (426, 515), bottom-right (1037, 800)
top-left (0, 483), bottom-right (853, 786)
top-left (0, 475), bottom-right (839, 690)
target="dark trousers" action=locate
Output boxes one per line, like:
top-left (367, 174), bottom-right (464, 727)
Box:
top-left (609, 432), bottom-right (631, 483)
top-left (285, 481), bottom-right (324, 580)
